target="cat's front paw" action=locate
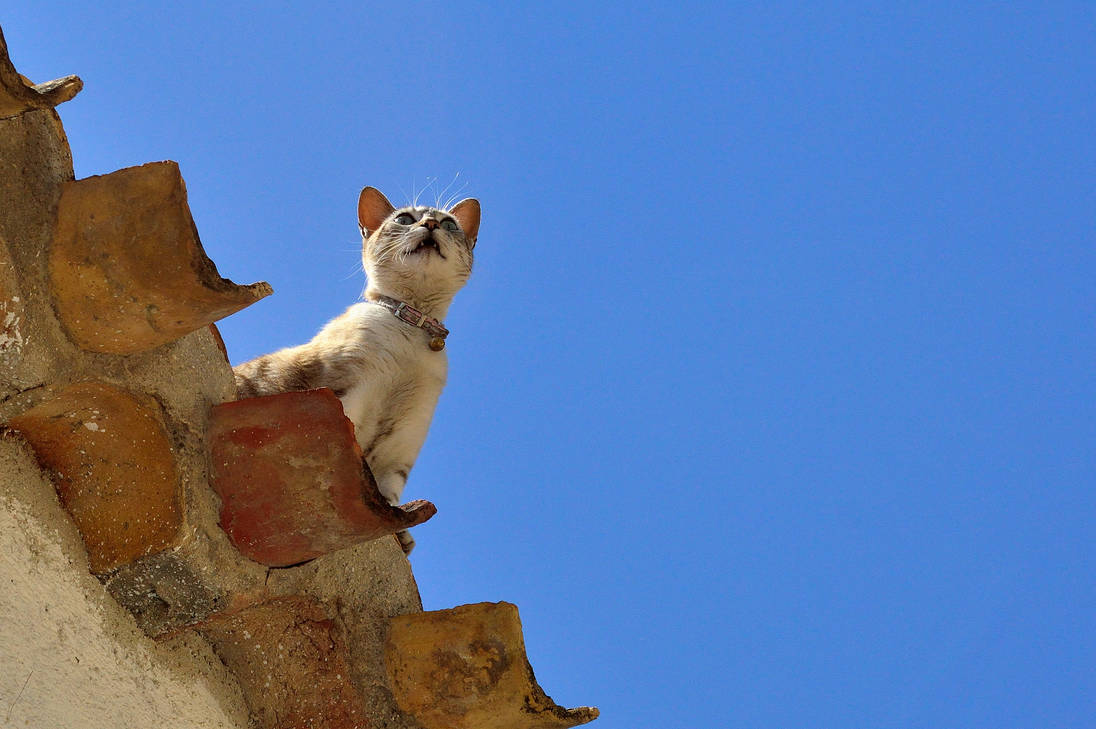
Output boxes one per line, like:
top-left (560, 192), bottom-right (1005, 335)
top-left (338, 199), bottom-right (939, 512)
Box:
top-left (376, 468), bottom-right (410, 506)
top-left (396, 529), bottom-right (415, 555)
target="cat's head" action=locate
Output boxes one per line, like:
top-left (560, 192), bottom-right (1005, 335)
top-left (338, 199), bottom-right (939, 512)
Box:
top-left (357, 186), bottom-right (480, 314)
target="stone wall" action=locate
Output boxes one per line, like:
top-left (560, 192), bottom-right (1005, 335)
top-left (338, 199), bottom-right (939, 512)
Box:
top-left (0, 25), bottom-right (596, 729)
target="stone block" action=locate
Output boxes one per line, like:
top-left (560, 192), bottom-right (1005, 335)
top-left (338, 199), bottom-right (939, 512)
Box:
top-left (385, 602), bottom-right (599, 729)
top-left (6, 381), bottom-right (181, 573)
top-left (49, 160), bottom-right (272, 354)
top-left (198, 595), bottom-right (367, 729)
top-left (266, 535), bottom-right (425, 729)
top-left (209, 388), bottom-right (436, 567)
top-left (0, 26), bottom-right (81, 119)
top-left (103, 549), bottom-right (226, 637)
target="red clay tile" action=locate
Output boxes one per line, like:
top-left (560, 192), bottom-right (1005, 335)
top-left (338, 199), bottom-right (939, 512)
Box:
top-left (7, 381), bottom-right (182, 573)
top-left (208, 388), bottom-right (436, 567)
top-left (199, 596), bottom-right (367, 729)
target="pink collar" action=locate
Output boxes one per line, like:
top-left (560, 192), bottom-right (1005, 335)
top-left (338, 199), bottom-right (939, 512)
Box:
top-left (368, 295), bottom-right (450, 351)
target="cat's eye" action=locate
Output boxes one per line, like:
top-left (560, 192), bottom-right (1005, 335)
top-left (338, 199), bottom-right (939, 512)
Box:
top-left (441, 219), bottom-right (460, 232)
top-left (394, 213), bottom-right (415, 225)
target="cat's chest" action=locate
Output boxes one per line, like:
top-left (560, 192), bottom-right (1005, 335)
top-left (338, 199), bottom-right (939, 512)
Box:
top-left (336, 306), bottom-right (447, 429)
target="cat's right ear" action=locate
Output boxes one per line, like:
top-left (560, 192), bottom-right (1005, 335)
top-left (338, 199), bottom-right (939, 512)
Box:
top-left (449, 198), bottom-right (481, 247)
top-left (357, 186), bottom-right (395, 234)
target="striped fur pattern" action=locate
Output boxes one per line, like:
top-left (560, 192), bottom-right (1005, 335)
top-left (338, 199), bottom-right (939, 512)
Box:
top-left (234, 186), bottom-right (480, 553)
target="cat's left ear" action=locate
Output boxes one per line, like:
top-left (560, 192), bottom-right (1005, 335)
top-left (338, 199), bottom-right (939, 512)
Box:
top-left (449, 198), bottom-right (480, 246)
top-left (358, 186), bottom-right (395, 234)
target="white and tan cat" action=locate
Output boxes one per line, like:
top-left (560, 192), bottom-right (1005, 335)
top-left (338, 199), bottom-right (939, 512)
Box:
top-left (234, 186), bottom-right (480, 553)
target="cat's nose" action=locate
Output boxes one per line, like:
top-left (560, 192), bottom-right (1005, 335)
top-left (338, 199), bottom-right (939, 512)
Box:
top-left (420, 218), bottom-right (439, 231)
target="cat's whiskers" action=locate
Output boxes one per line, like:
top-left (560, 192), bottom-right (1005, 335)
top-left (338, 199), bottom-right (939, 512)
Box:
top-left (438, 173), bottom-right (468, 211)
top-left (341, 261), bottom-right (364, 282)
top-left (340, 241), bottom-right (367, 281)
top-left (409, 176), bottom-right (439, 209)
top-left (396, 181), bottom-right (412, 209)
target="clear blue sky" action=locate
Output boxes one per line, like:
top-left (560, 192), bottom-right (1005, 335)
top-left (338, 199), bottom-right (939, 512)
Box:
top-left (8, 3), bottom-right (1094, 727)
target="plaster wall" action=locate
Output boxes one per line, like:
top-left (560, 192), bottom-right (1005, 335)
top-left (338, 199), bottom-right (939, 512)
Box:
top-left (0, 437), bottom-right (249, 729)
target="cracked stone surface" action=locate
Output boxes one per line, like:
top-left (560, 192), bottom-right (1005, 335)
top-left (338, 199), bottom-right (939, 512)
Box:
top-left (386, 602), bottom-right (599, 729)
top-left (198, 596), bottom-right (368, 729)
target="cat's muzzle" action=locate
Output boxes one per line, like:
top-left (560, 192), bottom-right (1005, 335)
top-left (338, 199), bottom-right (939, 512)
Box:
top-left (410, 232), bottom-right (443, 257)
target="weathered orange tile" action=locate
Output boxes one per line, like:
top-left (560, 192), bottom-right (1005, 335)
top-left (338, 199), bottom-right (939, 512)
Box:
top-left (49, 160), bottom-right (271, 354)
top-left (385, 602), bottom-right (600, 729)
top-left (6, 381), bottom-right (182, 573)
top-left (0, 26), bottom-right (82, 119)
top-left (198, 596), bottom-right (367, 729)
top-left (209, 388), bottom-right (435, 567)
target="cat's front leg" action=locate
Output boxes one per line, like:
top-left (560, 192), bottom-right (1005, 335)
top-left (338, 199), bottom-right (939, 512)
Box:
top-left (358, 454), bottom-right (410, 506)
top-left (366, 400), bottom-right (435, 506)
top-left (371, 465), bottom-right (416, 555)
top-left (374, 466), bottom-right (410, 506)
top-left (362, 398), bottom-right (438, 556)
top-left (394, 529), bottom-right (415, 554)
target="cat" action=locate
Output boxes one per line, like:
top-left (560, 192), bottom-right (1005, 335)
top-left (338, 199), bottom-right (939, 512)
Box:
top-left (233, 186), bottom-right (480, 554)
